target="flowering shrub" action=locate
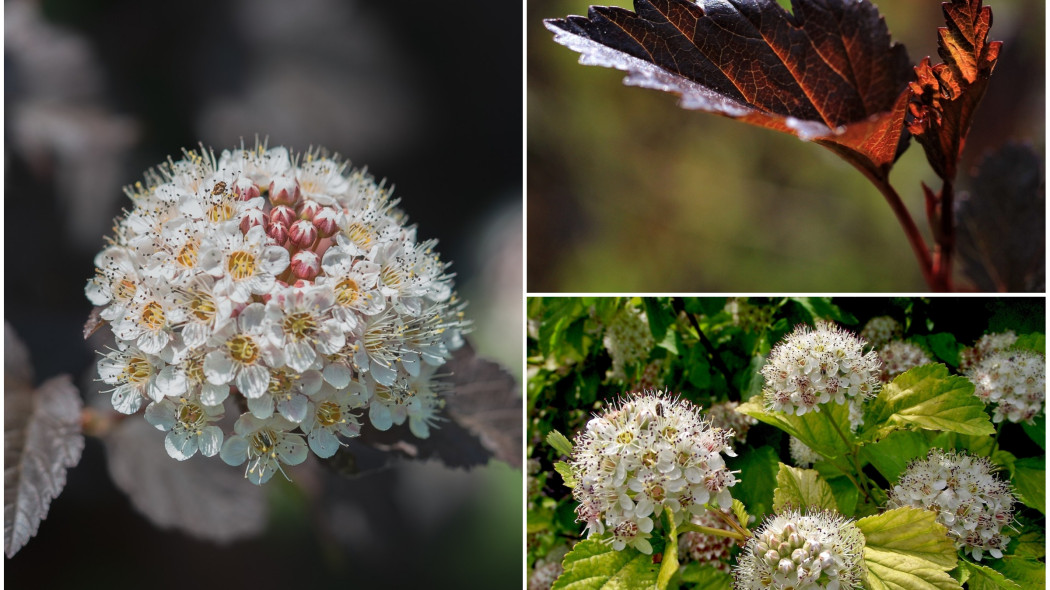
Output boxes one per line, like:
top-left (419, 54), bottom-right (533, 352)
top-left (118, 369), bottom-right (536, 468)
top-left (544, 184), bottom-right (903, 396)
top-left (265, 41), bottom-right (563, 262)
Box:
top-left (528, 297), bottom-right (1045, 590)
top-left (878, 340), bottom-right (933, 382)
top-left (88, 144), bottom-right (467, 483)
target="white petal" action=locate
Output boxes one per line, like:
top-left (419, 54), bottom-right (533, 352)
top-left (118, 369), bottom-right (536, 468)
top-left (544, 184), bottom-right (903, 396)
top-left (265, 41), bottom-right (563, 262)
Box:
top-left (237, 363), bottom-right (271, 398)
top-left (284, 340), bottom-right (317, 373)
top-left (204, 351), bottom-right (236, 384)
top-left (308, 429), bottom-right (341, 458)
top-left (144, 400), bottom-right (176, 431)
top-left (369, 402), bottom-right (393, 431)
top-left (200, 382), bottom-right (230, 406)
top-left (156, 365), bottom-right (188, 398)
top-left (198, 426), bottom-right (224, 457)
top-left (322, 363), bottom-right (352, 389)
top-left (259, 246), bottom-right (290, 274)
top-left (112, 386), bottom-right (144, 414)
top-left (247, 394), bottom-right (275, 419)
top-left (165, 430), bottom-right (197, 461)
top-left (277, 436), bottom-right (308, 465)
top-left (278, 394), bottom-right (309, 423)
top-left (220, 436), bottom-right (249, 466)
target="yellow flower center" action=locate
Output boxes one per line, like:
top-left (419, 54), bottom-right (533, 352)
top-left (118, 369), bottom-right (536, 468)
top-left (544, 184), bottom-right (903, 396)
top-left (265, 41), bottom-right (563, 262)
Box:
top-left (176, 240), bottom-right (199, 268)
top-left (206, 201), bottom-right (235, 223)
top-left (317, 401), bottom-right (343, 427)
top-left (187, 290), bottom-right (217, 322)
top-left (125, 356), bottom-right (152, 383)
top-left (344, 223), bottom-right (373, 249)
top-left (283, 312), bottom-right (318, 342)
top-left (140, 301), bottom-right (166, 330)
top-left (116, 279), bottom-right (137, 301)
top-left (227, 334), bottom-right (259, 364)
top-left (335, 278), bottom-right (361, 306)
top-left (250, 429), bottom-right (277, 456)
top-left (177, 402), bottom-right (205, 431)
top-left (227, 251), bottom-right (257, 280)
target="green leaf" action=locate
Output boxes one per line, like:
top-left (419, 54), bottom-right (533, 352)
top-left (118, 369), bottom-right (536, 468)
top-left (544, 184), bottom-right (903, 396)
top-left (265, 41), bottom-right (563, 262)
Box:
top-left (677, 563), bottom-right (732, 588)
top-left (656, 508), bottom-right (678, 590)
top-left (1011, 456), bottom-right (1045, 514)
top-left (738, 398), bottom-right (856, 462)
top-left (857, 506), bottom-right (961, 590)
top-left (554, 461), bottom-right (577, 489)
top-left (547, 430), bottom-right (575, 457)
top-left (995, 556), bottom-right (1045, 588)
top-left (772, 463), bottom-right (838, 513)
top-left (826, 476), bottom-right (859, 517)
top-left (860, 430), bottom-right (931, 483)
top-left (860, 364), bottom-right (994, 442)
top-left (790, 297), bottom-right (857, 324)
top-left (1013, 332), bottom-right (1045, 355)
top-left (552, 537), bottom-right (662, 590)
top-left (643, 298), bottom-right (674, 343)
top-left (926, 333), bottom-right (961, 367)
top-left (725, 445), bottom-right (779, 520)
top-left (1021, 415), bottom-right (1045, 450)
top-left (741, 354), bottom-right (766, 402)
top-left (961, 560), bottom-right (1022, 590)
top-left (730, 499), bottom-right (752, 530)
top-left (991, 449), bottom-right (1016, 478)
top-left (1010, 524), bottom-right (1045, 559)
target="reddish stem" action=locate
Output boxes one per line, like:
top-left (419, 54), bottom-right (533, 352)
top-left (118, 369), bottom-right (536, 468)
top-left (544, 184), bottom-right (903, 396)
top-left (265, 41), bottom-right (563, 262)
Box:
top-left (867, 175), bottom-right (938, 290)
top-left (931, 181), bottom-right (955, 291)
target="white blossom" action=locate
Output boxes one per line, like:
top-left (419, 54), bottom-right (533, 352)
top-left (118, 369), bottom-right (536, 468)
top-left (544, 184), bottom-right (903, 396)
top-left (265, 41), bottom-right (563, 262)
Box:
top-left (888, 449), bottom-right (1016, 561)
top-left (859, 315), bottom-right (901, 350)
top-left (878, 340), bottom-right (933, 382)
top-left (761, 321), bottom-right (881, 417)
top-left (602, 304), bottom-right (653, 380)
top-left (967, 351), bottom-right (1045, 424)
top-left (86, 143), bottom-right (468, 484)
top-left (568, 390), bottom-right (738, 554)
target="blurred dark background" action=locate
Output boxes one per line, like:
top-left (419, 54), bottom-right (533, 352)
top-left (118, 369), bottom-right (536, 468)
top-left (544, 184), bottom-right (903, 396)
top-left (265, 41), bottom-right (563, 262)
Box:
top-left (6, 0), bottom-right (522, 587)
top-left (528, 0), bottom-right (1045, 291)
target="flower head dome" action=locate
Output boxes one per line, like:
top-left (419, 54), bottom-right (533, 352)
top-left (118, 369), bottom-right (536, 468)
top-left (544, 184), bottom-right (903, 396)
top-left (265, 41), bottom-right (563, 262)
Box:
top-left (878, 340), bottom-right (933, 382)
top-left (734, 509), bottom-right (865, 590)
top-left (967, 351), bottom-right (1045, 424)
top-left (859, 315), bottom-right (901, 349)
top-left (788, 436), bottom-right (821, 469)
top-left (88, 143), bottom-right (467, 484)
top-left (888, 449), bottom-right (1016, 560)
top-left (761, 322), bottom-right (881, 417)
top-left (569, 391), bottom-right (738, 554)
top-left (959, 331), bottom-right (1018, 371)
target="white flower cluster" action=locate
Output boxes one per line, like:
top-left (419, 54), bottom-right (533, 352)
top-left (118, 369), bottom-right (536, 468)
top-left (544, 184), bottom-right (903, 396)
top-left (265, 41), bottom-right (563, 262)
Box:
top-left (859, 315), bottom-right (901, 349)
top-left (88, 145), bottom-right (466, 484)
top-left (707, 400), bottom-right (758, 446)
top-left (967, 351), bottom-right (1045, 424)
top-left (878, 340), bottom-right (932, 382)
top-left (734, 510), bottom-right (864, 590)
top-left (761, 322), bottom-right (881, 418)
top-left (602, 304), bottom-right (653, 380)
top-left (678, 510), bottom-right (735, 571)
top-left (529, 546), bottom-right (569, 590)
top-left (960, 331), bottom-right (1018, 371)
top-left (888, 449), bottom-right (1015, 560)
top-left (570, 391), bottom-right (738, 554)
top-left (788, 436), bottom-right (821, 469)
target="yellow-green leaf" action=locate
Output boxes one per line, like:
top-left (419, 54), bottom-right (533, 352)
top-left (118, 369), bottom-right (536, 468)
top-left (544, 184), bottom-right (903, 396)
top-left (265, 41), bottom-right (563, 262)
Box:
top-left (552, 538), bottom-right (661, 590)
top-left (860, 364), bottom-right (994, 442)
top-left (772, 463), bottom-right (838, 513)
top-left (737, 399), bottom-right (855, 462)
top-left (961, 560), bottom-right (1022, 590)
top-left (857, 506), bottom-right (961, 590)
top-left (547, 429), bottom-right (575, 456)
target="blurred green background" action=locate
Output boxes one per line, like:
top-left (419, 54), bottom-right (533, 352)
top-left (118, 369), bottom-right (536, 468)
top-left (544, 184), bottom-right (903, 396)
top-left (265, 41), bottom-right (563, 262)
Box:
top-left (528, 0), bottom-right (1044, 291)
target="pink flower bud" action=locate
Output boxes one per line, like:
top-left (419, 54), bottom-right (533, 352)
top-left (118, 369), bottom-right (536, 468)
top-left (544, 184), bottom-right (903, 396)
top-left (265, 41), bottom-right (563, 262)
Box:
top-left (290, 251), bottom-right (320, 280)
top-left (312, 206), bottom-right (339, 237)
top-left (269, 204), bottom-right (296, 228)
top-left (233, 177), bottom-right (260, 201)
top-left (269, 175), bottom-right (301, 206)
top-left (289, 219), bottom-right (317, 248)
top-left (297, 199), bottom-right (323, 221)
top-left (239, 206), bottom-right (266, 234)
top-left (267, 221), bottom-right (289, 246)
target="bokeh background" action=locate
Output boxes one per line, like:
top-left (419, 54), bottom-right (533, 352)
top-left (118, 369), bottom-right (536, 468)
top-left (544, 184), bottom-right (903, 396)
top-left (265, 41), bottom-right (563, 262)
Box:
top-left (6, 0), bottom-right (522, 587)
top-left (528, 0), bottom-right (1045, 291)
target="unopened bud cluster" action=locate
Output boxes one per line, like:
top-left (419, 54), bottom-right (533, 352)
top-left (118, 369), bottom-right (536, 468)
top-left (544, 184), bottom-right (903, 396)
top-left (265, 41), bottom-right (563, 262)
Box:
top-left (877, 340), bottom-right (932, 382)
top-left (570, 391), bottom-right (738, 554)
top-left (761, 322), bottom-right (880, 417)
top-left (967, 351), bottom-right (1045, 424)
top-left (959, 331), bottom-right (1017, 371)
top-left (602, 304), bottom-right (653, 380)
top-left (859, 315), bottom-right (901, 349)
top-left (734, 510), bottom-right (864, 590)
top-left (888, 449), bottom-right (1015, 560)
top-left (678, 510), bottom-right (735, 571)
top-left (88, 144), bottom-right (466, 484)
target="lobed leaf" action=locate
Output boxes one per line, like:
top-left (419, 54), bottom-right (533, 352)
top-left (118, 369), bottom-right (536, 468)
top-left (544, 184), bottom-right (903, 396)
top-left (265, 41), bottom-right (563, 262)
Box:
top-left (908, 0), bottom-right (1002, 181)
top-left (859, 363), bottom-right (994, 441)
top-left (857, 506), bottom-right (961, 590)
top-left (860, 430), bottom-right (931, 483)
top-left (994, 556), bottom-right (1045, 588)
top-left (772, 463), bottom-right (837, 514)
top-left (545, 0), bottom-right (913, 181)
top-left (547, 429), bottom-right (575, 457)
top-left (961, 560), bottom-right (1022, 590)
top-left (737, 398), bottom-right (855, 461)
top-left (552, 537), bottom-right (662, 590)
top-left (105, 419), bottom-right (266, 543)
top-left (955, 142), bottom-right (1045, 293)
top-left (4, 375), bottom-right (84, 558)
